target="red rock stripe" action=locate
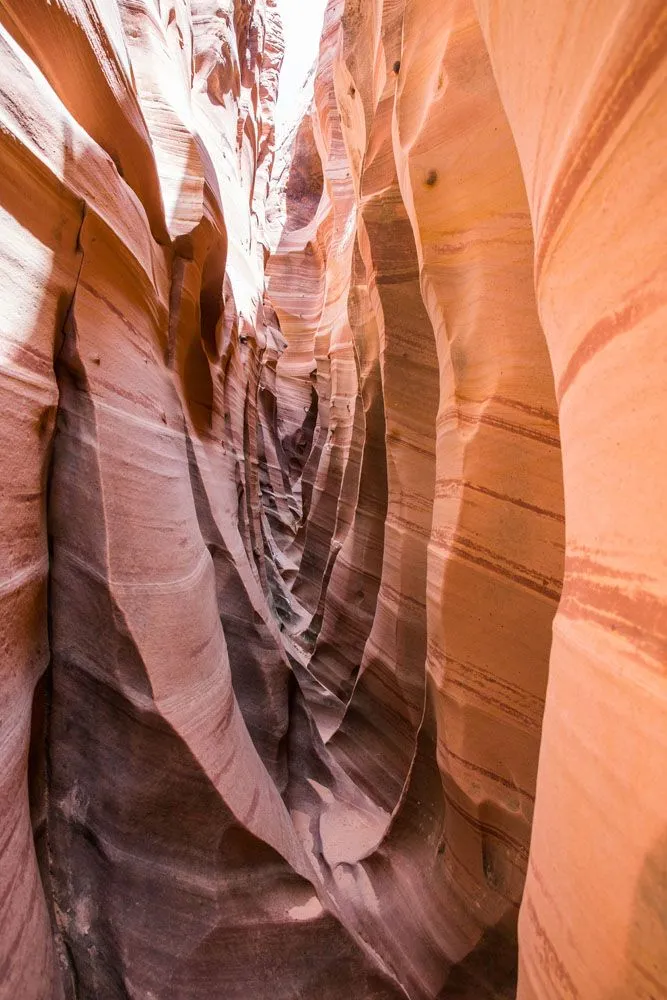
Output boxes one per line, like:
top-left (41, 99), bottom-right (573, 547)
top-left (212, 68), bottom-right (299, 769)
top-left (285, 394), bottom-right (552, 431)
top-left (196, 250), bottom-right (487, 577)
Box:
top-left (535, 0), bottom-right (667, 286)
top-left (435, 478), bottom-right (564, 523)
top-left (556, 287), bottom-right (662, 402)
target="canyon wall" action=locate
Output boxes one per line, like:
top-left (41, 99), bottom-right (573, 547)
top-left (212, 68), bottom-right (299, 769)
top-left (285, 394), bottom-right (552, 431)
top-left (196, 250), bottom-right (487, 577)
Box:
top-left (0, 1), bottom-right (665, 999)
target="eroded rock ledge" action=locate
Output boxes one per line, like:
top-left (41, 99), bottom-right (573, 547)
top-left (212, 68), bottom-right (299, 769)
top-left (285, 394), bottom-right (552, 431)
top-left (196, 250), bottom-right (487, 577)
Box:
top-left (0, 2), bottom-right (665, 999)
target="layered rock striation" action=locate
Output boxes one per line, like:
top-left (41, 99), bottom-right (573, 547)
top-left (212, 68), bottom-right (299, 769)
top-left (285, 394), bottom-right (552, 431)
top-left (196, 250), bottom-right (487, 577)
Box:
top-left (0, 1), bottom-right (665, 999)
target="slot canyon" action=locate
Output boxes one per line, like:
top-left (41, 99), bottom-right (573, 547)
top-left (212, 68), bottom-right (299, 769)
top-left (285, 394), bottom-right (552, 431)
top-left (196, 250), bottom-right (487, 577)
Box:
top-left (0, 0), bottom-right (666, 997)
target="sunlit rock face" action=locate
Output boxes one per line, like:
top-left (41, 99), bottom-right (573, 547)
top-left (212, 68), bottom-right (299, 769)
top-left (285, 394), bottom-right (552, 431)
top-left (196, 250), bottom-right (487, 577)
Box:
top-left (267, 0), bottom-right (667, 997)
top-left (0, 1), bottom-right (665, 999)
top-left (265, 1), bottom-right (564, 995)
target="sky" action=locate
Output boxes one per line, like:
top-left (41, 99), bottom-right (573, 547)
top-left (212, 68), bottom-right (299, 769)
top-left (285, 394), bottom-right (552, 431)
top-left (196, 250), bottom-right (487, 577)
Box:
top-left (274, 0), bottom-right (328, 141)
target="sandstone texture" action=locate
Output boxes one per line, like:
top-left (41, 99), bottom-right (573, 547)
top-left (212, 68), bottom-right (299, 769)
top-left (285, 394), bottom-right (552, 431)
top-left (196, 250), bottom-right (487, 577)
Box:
top-left (0, 1), bottom-right (665, 999)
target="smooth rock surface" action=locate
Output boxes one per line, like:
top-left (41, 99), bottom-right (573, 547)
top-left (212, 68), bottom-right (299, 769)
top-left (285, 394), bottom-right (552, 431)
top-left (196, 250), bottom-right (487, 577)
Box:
top-left (0, 1), bottom-right (665, 998)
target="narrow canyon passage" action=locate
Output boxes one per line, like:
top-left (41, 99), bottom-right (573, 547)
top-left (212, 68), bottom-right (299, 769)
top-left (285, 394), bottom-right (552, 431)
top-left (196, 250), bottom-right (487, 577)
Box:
top-left (0, 2), bottom-right (665, 999)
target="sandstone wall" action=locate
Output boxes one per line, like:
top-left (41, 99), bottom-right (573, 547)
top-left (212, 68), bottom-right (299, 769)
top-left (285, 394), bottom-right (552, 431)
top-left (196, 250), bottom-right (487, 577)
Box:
top-left (266, 0), bottom-right (667, 997)
top-left (0, 0), bottom-right (665, 998)
top-left (0, 2), bottom-right (402, 997)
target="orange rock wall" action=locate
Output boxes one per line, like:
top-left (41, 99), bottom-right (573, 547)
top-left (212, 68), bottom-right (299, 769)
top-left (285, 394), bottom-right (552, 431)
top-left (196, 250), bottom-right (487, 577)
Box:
top-left (0, 0), bottom-right (665, 998)
top-left (267, 0), bottom-right (563, 992)
top-left (267, 0), bottom-right (667, 997)
top-left (474, 3), bottom-right (667, 997)
top-left (0, 2), bottom-right (403, 997)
